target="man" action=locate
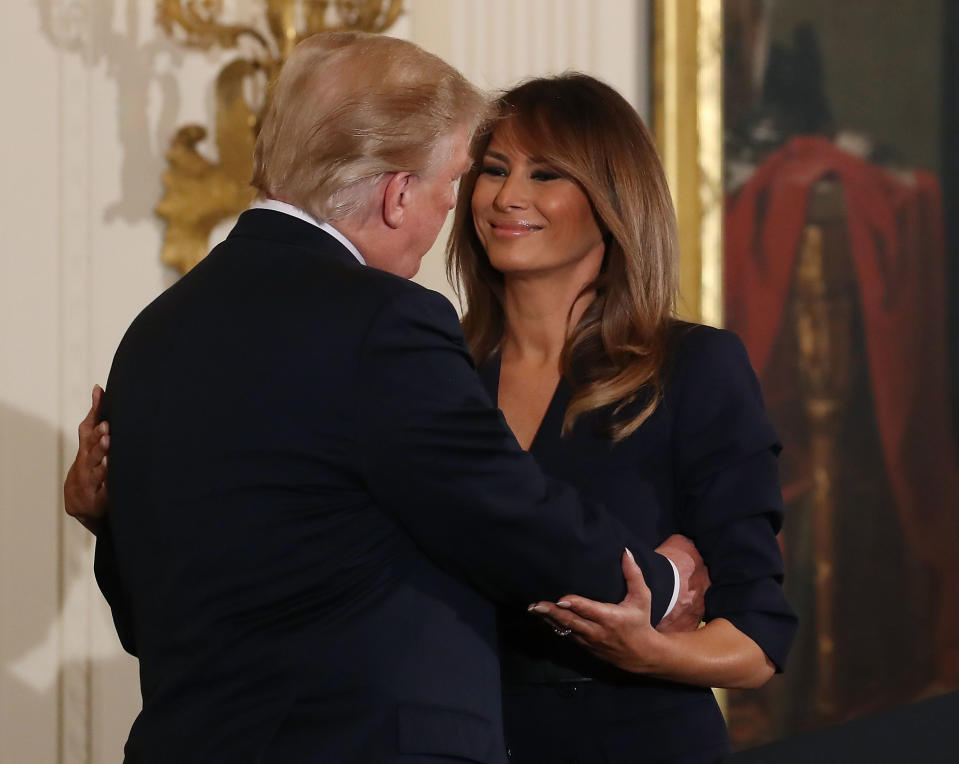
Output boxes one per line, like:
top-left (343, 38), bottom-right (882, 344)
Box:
top-left (66, 33), bottom-right (705, 762)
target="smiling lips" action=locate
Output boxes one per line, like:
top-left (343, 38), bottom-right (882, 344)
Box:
top-left (489, 220), bottom-right (543, 237)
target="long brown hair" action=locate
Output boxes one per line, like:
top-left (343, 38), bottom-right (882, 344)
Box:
top-left (446, 73), bottom-right (679, 440)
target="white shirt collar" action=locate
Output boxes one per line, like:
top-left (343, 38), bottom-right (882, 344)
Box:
top-left (248, 198), bottom-right (367, 265)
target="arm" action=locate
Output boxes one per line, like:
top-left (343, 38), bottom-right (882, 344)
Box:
top-left (646, 619), bottom-right (774, 688)
top-left (674, 329), bottom-right (797, 672)
top-left (352, 288), bottom-right (677, 615)
top-left (532, 328), bottom-right (796, 685)
top-left (64, 385), bottom-right (110, 535)
top-left (533, 550), bottom-right (774, 688)
top-left (63, 386), bottom-right (136, 654)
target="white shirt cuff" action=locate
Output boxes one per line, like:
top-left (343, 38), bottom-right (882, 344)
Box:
top-left (662, 557), bottom-right (680, 619)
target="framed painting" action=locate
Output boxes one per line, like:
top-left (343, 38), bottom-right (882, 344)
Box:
top-left (653, 0), bottom-right (959, 749)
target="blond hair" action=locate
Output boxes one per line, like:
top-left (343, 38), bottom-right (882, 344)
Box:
top-left (447, 73), bottom-right (679, 440)
top-left (252, 32), bottom-right (487, 221)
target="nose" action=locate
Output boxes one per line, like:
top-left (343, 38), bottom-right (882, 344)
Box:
top-left (492, 172), bottom-right (529, 211)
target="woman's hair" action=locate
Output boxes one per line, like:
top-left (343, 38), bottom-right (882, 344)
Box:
top-left (446, 73), bottom-right (679, 440)
top-left (253, 31), bottom-right (488, 222)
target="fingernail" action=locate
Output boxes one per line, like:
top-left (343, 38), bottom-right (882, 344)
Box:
top-left (101, 456), bottom-right (108, 467)
top-left (556, 600), bottom-right (572, 609)
top-left (530, 604), bottom-right (549, 614)
top-left (625, 547), bottom-right (634, 560)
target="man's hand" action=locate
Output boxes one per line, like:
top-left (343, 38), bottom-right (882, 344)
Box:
top-left (64, 385), bottom-right (110, 535)
top-left (655, 534), bottom-right (710, 633)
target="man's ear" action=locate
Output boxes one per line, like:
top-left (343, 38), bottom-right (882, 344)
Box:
top-left (382, 172), bottom-right (416, 229)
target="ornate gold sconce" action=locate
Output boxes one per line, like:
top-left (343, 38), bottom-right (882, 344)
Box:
top-left (154, 0), bottom-right (405, 273)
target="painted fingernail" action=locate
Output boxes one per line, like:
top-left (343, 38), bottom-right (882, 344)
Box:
top-left (527, 603), bottom-right (536, 612)
top-left (625, 547), bottom-right (634, 560)
top-left (556, 601), bottom-right (572, 609)
top-left (530, 605), bottom-right (549, 614)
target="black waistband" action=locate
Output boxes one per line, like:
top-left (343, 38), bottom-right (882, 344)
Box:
top-left (500, 651), bottom-right (596, 685)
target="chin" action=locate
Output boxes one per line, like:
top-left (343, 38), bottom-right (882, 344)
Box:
top-left (487, 256), bottom-right (534, 276)
top-left (378, 259), bottom-right (420, 279)
top-left (403, 256), bottom-right (423, 278)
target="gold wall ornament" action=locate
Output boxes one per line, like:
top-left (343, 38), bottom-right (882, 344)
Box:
top-left (652, 0), bottom-right (723, 325)
top-left (154, 0), bottom-right (405, 273)
top-left (652, 0), bottom-right (725, 716)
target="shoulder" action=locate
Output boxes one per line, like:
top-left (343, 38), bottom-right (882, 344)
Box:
top-left (349, 272), bottom-right (470, 366)
top-left (663, 321), bottom-right (780, 465)
top-left (663, 321), bottom-right (762, 401)
top-left (667, 322), bottom-right (755, 378)
top-left (363, 272), bottom-right (463, 337)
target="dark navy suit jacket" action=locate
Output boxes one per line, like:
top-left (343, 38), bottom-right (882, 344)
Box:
top-left (484, 325), bottom-right (798, 761)
top-left (94, 209), bottom-right (677, 763)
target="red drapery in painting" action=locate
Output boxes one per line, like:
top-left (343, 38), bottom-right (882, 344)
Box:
top-left (725, 136), bottom-right (959, 675)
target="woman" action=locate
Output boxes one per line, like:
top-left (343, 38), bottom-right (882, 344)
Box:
top-left (446, 73), bottom-right (795, 762)
top-left (66, 73), bottom-right (795, 763)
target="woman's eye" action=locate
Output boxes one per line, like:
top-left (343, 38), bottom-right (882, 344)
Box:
top-left (531, 170), bottom-right (562, 181)
top-left (480, 164), bottom-right (507, 177)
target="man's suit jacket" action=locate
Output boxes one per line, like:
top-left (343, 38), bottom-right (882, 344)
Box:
top-left (95, 209), bottom-right (675, 763)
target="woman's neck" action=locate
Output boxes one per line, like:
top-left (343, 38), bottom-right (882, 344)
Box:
top-left (501, 265), bottom-right (599, 369)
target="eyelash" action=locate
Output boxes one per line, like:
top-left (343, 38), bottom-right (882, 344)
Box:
top-left (480, 165), bottom-right (507, 178)
top-left (480, 165), bottom-right (562, 182)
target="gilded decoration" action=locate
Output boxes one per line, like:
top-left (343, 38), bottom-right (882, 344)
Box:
top-left (652, 0), bottom-right (722, 325)
top-left (155, 0), bottom-right (405, 273)
top-left (652, 0), bottom-right (724, 711)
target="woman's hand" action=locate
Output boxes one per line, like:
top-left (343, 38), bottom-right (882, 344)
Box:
top-left (529, 549), bottom-right (665, 674)
top-left (531, 548), bottom-right (776, 688)
top-left (64, 385), bottom-right (110, 534)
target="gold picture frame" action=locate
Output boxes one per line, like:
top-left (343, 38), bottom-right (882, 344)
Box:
top-left (652, 0), bottom-right (722, 327)
top-left (652, 1), bottom-right (725, 717)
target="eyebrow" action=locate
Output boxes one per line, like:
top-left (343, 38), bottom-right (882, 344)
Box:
top-left (483, 150), bottom-right (550, 165)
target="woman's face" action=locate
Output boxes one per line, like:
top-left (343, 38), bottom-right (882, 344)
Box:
top-left (470, 127), bottom-right (605, 280)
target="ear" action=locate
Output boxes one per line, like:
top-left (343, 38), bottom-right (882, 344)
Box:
top-left (382, 172), bottom-right (417, 229)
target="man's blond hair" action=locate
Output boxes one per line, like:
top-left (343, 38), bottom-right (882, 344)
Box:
top-left (252, 32), bottom-right (487, 222)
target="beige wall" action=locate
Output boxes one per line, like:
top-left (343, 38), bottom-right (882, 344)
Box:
top-left (0, 1), bottom-right (649, 760)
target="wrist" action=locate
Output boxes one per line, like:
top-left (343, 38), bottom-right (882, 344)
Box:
top-left (621, 626), bottom-right (670, 675)
top-left (77, 516), bottom-right (103, 536)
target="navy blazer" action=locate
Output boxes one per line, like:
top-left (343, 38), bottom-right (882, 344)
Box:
top-left (483, 324), bottom-right (798, 760)
top-left (94, 209), bottom-right (677, 763)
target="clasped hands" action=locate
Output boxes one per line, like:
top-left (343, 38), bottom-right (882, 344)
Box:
top-left (528, 537), bottom-right (709, 675)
